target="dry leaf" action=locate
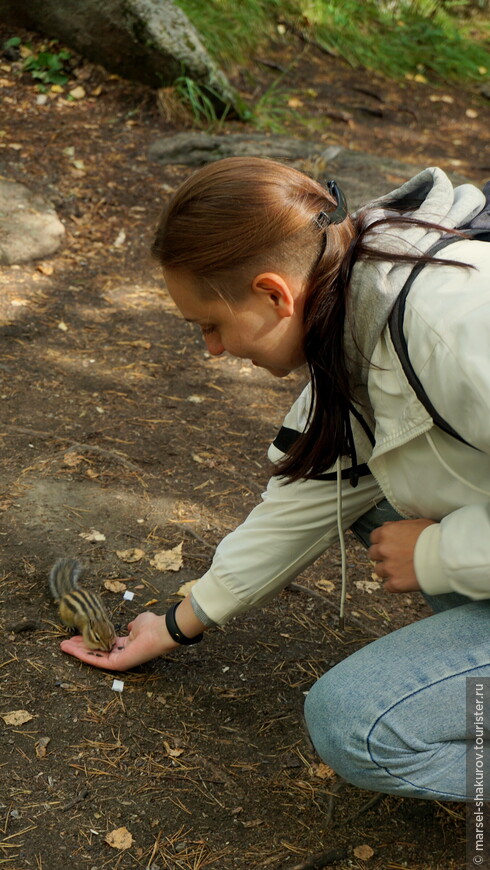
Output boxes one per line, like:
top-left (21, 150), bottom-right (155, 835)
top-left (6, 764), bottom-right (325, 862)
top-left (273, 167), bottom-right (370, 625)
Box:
top-left (144, 598), bottom-right (158, 607)
top-left (36, 262), bottom-right (53, 276)
top-left (58, 321), bottom-right (68, 332)
top-left (354, 579), bottom-right (381, 594)
top-left (313, 762), bottom-right (335, 780)
top-left (315, 578), bottom-right (334, 593)
top-left (35, 736), bottom-right (51, 758)
top-left (163, 740), bottom-right (184, 758)
top-left (79, 529), bottom-right (106, 542)
top-left (466, 108), bottom-right (478, 119)
top-left (353, 844), bottom-right (374, 860)
top-left (288, 97), bottom-right (303, 108)
top-left (62, 452), bottom-right (83, 467)
top-left (130, 340), bottom-right (151, 349)
top-left (177, 579), bottom-right (197, 597)
top-left (117, 548), bottom-right (145, 563)
top-left (429, 93), bottom-right (454, 103)
top-left (150, 542), bottom-right (183, 572)
top-left (104, 579), bottom-right (127, 593)
top-left (69, 86), bottom-right (86, 100)
top-left (1, 709), bottom-right (33, 726)
top-left (105, 827), bottom-right (133, 850)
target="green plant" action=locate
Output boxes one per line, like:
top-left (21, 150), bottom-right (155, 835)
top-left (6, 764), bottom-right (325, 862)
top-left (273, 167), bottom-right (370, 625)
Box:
top-left (175, 0), bottom-right (489, 86)
top-left (174, 75), bottom-right (233, 127)
top-left (22, 48), bottom-right (72, 87)
top-left (293, 0), bottom-right (490, 81)
top-left (3, 36), bottom-right (21, 50)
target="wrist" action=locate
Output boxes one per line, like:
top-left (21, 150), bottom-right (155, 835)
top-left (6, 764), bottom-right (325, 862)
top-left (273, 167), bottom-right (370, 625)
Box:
top-left (154, 613), bottom-right (180, 652)
top-left (177, 595), bottom-right (207, 634)
top-left (165, 596), bottom-right (207, 646)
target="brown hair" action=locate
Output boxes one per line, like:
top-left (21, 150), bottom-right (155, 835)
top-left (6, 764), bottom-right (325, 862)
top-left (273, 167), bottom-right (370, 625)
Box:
top-left (152, 157), bottom-right (466, 482)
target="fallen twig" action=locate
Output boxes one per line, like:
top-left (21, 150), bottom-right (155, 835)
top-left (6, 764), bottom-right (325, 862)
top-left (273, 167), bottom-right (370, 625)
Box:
top-left (324, 780), bottom-right (344, 827)
top-left (170, 522), bottom-right (216, 551)
top-left (5, 425), bottom-right (141, 472)
top-left (287, 583), bottom-right (382, 639)
top-left (6, 619), bottom-right (43, 633)
top-left (289, 846), bottom-right (348, 870)
top-left (281, 20), bottom-right (338, 59)
top-left (335, 792), bottom-right (383, 827)
top-left (60, 787), bottom-right (89, 811)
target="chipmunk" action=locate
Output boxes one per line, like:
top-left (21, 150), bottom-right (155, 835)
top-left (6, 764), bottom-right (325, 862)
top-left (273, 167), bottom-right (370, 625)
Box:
top-left (49, 558), bottom-right (116, 652)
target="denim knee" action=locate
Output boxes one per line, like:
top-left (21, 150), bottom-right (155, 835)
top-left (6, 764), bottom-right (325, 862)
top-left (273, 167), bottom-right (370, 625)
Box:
top-left (304, 668), bottom-right (371, 788)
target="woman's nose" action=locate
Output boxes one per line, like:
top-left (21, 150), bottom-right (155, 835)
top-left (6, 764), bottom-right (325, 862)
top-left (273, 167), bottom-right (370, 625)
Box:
top-left (204, 334), bottom-right (225, 356)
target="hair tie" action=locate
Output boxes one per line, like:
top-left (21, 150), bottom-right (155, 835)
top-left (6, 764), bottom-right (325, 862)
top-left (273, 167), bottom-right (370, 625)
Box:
top-left (315, 180), bottom-right (348, 229)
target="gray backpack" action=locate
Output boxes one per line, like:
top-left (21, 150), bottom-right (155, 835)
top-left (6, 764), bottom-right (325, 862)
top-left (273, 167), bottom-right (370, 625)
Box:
top-left (388, 182), bottom-right (490, 450)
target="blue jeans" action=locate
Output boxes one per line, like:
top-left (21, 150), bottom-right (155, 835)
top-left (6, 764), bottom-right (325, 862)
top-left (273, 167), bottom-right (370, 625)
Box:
top-left (304, 499), bottom-right (490, 800)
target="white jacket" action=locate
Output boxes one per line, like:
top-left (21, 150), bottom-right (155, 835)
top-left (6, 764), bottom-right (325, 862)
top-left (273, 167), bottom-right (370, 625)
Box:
top-left (191, 169), bottom-right (490, 625)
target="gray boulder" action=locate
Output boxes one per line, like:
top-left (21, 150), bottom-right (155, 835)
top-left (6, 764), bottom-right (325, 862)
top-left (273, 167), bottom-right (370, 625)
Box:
top-left (148, 132), bottom-right (342, 166)
top-left (0, 180), bottom-right (65, 265)
top-left (148, 133), bottom-right (475, 210)
top-left (0, 0), bottom-right (238, 112)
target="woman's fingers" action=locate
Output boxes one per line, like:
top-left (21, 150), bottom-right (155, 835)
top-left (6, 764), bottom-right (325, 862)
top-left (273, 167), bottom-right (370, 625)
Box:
top-left (59, 635), bottom-right (133, 670)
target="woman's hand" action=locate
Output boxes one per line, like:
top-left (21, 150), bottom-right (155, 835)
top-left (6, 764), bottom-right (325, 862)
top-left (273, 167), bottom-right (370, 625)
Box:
top-left (368, 518), bottom-right (437, 593)
top-left (60, 612), bottom-right (180, 671)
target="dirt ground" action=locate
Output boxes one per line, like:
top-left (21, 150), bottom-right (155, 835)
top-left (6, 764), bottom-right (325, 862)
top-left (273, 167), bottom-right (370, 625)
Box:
top-left (1, 19), bottom-right (489, 870)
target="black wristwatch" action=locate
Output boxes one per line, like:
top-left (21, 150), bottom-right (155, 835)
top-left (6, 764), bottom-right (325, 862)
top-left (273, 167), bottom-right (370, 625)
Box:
top-left (165, 603), bottom-right (204, 645)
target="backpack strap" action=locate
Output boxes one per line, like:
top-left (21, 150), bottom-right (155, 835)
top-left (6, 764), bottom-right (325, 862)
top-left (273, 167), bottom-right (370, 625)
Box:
top-left (388, 227), bottom-right (489, 451)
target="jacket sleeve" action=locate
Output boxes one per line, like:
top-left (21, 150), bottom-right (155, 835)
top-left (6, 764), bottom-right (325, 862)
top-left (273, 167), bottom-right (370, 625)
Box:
top-left (409, 240), bottom-right (490, 599)
top-left (191, 386), bottom-right (382, 625)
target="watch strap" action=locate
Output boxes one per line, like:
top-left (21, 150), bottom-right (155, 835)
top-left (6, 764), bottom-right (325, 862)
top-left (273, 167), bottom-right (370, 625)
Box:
top-left (165, 602), bottom-right (204, 645)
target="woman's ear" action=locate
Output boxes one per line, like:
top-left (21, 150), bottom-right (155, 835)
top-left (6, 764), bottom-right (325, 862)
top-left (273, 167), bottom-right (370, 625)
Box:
top-left (251, 272), bottom-right (295, 318)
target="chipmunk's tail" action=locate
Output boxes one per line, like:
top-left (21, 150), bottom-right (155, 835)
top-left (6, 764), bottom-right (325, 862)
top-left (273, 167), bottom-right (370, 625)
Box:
top-left (49, 558), bottom-right (83, 600)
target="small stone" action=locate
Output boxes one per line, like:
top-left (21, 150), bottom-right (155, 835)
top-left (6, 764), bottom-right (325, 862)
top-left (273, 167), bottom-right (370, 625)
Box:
top-left (69, 86), bottom-right (86, 100)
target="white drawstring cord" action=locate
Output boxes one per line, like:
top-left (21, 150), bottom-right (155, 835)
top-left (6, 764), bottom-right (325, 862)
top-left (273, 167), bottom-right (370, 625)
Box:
top-left (336, 457), bottom-right (347, 630)
top-left (425, 431), bottom-right (490, 497)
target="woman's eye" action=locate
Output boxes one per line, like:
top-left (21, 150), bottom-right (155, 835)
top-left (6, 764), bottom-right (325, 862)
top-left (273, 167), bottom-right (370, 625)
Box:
top-left (201, 326), bottom-right (216, 336)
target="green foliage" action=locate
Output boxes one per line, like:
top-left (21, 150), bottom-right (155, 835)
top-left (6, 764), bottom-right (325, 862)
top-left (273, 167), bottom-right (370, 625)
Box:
top-left (304, 0), bottom-right (490, 81)
top-left (22, 47), bottom-right (72, 87)
top-left (176, 0), bottom-right (489, 85)
top-left (177, 0), bottom-right (296, 66)
top-left (174, 75), bottom-right (233, 126)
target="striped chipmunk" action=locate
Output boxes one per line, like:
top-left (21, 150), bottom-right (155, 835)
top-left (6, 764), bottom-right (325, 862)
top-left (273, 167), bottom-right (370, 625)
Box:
top-left (49, 558), bottom-right (116, 652)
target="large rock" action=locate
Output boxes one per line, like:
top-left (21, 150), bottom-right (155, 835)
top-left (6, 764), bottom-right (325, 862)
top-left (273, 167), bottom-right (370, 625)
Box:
top-left (0, 180), bottom-right (65, 265)
top-left (0, 0), bottom-right (239, 112)
top-left (148, 132), bottom-right (342, 166)
top-left (149, 132), bottom-right (475, 210)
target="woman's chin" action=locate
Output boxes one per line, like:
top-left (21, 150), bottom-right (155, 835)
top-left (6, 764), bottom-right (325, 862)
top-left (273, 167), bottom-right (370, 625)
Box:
top-left (251, 360), bottom-right (292, 378)
top-left (265, 366), bottom-right (291, 378)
